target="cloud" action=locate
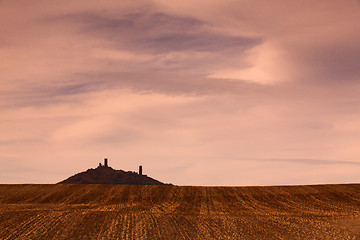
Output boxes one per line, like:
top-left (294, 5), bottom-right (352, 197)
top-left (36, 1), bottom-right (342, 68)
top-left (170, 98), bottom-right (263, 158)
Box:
top-left (248, 158), bottom-right (360, 166)
top-left (36, 10), bottom-right (262, 79)
top-left (290, 42), bottom-right (360, 84)
top-left (0, 70), bottom-right (266, 109)
top-left (154, 0), bottom-right (360, 84)
top-left (1, 0), bottom-right (360, 185)
top-left (47, 11), bottom-right (260, 53)
top-left (57, 71), bottom-right (263, 95)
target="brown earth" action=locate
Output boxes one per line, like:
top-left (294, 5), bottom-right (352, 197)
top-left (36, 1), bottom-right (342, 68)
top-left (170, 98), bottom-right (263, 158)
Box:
top-left (1, 184), bottom-right (360, 239)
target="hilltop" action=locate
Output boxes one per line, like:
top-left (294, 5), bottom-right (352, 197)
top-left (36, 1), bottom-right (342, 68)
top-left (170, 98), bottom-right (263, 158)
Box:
top-left (58, 158), bottom-right (168, 185)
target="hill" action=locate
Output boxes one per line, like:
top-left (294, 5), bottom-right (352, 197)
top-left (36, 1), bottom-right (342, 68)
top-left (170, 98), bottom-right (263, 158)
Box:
top-left (58, 166), bottom-right (166, 185)
top-left (58, 159), bottom-right (168, 185)
top-left (1, 184), bottom-right (360, 239)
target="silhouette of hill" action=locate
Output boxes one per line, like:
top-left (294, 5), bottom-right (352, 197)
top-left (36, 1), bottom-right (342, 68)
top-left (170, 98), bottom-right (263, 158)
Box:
top-left (58, 164), bottom-right (167, 185)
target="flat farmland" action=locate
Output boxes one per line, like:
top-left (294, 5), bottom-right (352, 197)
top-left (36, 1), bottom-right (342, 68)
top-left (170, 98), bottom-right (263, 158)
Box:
top-left (1, 184), bottom-right (360, 239)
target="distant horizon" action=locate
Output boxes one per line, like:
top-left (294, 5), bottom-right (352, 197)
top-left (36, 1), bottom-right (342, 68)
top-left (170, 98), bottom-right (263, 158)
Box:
top-left (1, 0), bottom-right (360, 186)
top-left (3, 157), bottom-right (360, 187)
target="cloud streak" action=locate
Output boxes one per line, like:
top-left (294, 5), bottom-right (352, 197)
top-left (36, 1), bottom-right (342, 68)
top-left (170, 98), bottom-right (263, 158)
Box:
top-left (48, 12), bottom-right (260, 53)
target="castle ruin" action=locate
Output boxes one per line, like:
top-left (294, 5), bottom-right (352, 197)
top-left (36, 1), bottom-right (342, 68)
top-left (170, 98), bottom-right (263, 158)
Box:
top-left (98, 158), bottom-right (109, 168)
top-left (97, 158), bottom-right (145, 176)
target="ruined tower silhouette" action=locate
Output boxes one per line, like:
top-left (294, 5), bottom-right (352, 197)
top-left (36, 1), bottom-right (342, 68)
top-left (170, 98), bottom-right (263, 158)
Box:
top-left (104, 158), bottom-right (108, 167)
top-left (139, 165), bottom-right (142, 175)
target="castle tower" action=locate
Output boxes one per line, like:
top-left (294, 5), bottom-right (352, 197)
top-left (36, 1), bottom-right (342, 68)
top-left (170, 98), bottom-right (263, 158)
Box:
top-left (104, 158), bottom-right (108, 167)
top-left (139, 165), bottom-right (142, 175)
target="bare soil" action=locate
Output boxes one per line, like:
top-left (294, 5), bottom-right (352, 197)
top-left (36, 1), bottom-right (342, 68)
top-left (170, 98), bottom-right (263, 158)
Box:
top-left (1, 184), bottom-right (360, 239)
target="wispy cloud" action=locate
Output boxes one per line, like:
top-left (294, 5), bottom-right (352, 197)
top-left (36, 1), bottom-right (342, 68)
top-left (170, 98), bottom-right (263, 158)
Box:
top-left (47, 12), bottom-right (260, 53)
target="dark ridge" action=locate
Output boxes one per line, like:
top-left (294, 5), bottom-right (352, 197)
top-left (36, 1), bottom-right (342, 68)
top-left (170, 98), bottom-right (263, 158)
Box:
top-left (58, 159), bottom-right (169, 185)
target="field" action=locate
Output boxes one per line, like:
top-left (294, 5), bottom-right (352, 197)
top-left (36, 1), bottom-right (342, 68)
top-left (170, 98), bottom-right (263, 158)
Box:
top-left (1, 184), bottom-right (360, 239)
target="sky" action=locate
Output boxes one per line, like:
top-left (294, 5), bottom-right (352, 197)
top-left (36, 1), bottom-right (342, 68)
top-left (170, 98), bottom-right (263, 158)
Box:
top-left (1, 0), bottom-right (360, 186)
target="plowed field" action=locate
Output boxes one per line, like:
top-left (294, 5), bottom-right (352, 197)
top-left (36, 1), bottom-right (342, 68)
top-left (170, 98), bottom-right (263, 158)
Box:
top-left (1, 184), bottom-right (360, 239)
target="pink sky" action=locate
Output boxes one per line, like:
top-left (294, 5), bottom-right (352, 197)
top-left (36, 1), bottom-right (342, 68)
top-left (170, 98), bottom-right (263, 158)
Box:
top-left (1, 0), bottom-right (360, 185)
